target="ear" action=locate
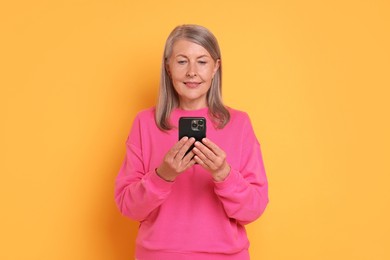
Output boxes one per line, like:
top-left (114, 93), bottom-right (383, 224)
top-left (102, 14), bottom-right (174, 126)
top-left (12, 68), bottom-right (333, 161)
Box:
top-left (165, 63), bottom-right (171, 77)
top-left (213, 59), bottom-right (221, 76)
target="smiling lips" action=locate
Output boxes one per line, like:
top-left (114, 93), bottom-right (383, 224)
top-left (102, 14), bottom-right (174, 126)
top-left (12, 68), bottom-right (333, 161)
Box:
top-left (184, 82), bottom-right (201, 88)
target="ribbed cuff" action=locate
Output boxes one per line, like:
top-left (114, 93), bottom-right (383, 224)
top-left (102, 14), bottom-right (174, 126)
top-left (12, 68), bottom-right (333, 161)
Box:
top-left (214, 168), bottom-right (239, 191)
top-left (147, 169), bottom-right (175, 194)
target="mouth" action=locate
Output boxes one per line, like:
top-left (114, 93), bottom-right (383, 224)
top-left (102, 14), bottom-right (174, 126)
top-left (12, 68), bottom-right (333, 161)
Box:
top-left (184, 82), bottom-right (202, 88)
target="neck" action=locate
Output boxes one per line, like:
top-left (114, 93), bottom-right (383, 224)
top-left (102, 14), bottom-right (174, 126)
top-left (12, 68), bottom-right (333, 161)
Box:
top-left (179, 100), bottom-right (207, 111)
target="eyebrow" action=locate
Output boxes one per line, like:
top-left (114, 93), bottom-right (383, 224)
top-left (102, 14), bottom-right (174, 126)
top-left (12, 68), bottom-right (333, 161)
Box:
top-left (176, 54), bottom-right (210, 59)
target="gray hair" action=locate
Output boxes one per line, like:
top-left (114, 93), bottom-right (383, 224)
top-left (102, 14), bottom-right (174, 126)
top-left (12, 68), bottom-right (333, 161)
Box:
top-left (155, 24), bottom-right (230, 130)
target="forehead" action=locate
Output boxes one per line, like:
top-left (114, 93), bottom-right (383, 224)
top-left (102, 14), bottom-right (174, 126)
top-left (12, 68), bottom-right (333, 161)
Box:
top-left (171, 39), bottom-right (211, 57)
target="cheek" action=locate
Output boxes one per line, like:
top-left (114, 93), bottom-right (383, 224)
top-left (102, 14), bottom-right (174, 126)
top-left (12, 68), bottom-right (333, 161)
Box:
top-left (170, 73), bottom-right (183, 90)
top-left (201, 68), bottom-right (215, 81)
top-left (170, 67), bottom-right (186, 79)
top-left (172, 76), bottom-right (183, 87)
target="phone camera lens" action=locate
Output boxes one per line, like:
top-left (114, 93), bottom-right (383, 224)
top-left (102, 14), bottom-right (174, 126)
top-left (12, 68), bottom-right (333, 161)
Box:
top-left (198, 120), bottom-right (204, 126)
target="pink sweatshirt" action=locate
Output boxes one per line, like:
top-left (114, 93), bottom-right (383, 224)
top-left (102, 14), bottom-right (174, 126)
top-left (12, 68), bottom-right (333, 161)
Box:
top-left (115, 107), bottom-right (268, 260)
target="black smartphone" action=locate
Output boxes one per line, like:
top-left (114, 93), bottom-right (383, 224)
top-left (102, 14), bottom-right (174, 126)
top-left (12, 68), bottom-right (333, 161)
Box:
top-left (178, 117), bottom-right (207, 155)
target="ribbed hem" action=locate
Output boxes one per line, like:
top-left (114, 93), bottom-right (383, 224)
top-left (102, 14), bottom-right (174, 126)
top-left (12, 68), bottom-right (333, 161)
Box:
top-left (136, 246), bottom-right (249, 260)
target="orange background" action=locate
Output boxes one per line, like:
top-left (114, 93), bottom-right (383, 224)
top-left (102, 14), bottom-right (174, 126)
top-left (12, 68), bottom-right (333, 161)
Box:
top-left (1, 0), bottom-right (389, 259)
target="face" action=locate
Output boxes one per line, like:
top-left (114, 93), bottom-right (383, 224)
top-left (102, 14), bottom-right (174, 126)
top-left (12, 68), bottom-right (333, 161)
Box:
top-left (166, 39), bottom-right (220, 110)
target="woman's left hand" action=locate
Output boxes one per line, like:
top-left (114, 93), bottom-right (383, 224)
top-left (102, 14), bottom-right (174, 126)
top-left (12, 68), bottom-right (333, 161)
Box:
top-left (192, 138), bottom-right (231, 182)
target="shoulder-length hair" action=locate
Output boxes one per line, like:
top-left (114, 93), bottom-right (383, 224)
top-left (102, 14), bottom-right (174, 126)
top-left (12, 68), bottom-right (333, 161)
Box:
top-left (155, 24), bottom-right (230, 131)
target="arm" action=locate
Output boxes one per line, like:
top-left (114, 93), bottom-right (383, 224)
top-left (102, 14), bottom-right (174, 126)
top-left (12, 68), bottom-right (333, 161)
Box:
top-left (193, 115), bottom-right (268, 225)
top-left (114, 115), bottom-right (174, 221)
top-left (114, 115), bottom-right (196, 221)
top-left (214, 139), bottom-right (268, 225)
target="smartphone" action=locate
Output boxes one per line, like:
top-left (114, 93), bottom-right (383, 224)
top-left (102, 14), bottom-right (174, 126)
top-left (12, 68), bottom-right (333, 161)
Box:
top-left (179, 117), bottom-right (207, 155)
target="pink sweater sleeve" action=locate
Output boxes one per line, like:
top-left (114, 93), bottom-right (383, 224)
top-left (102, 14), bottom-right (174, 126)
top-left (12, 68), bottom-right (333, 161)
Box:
top-left (214, 114), bottom-right (269, 225)
top-left (114, 115), bottom-right (173, 221)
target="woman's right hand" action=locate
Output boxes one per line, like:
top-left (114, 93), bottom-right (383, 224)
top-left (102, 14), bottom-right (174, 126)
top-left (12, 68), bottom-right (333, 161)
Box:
top-left (156, 137), bottom-right (196, 181)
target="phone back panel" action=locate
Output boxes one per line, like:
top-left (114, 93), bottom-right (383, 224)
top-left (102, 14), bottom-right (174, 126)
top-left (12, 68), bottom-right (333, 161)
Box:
top-left (178, 117), bottom-right (207, 142)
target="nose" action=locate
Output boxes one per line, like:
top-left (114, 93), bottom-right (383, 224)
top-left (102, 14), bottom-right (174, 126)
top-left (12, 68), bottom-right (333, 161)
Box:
top-left (186, 62), bottom-right (197, 77)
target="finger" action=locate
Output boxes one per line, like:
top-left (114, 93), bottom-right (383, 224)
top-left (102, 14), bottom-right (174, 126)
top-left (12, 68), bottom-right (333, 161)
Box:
top-left (182, 150), bottom-right (195, 164)
top-left (195, 140), bottom-right (228, 171)
top-left (175, 137), bottom-right (196, 160)
top-left (183, 158), bottom-right (196, 171)
top-left (193, 146), bottom-right (214, 169)
top-left (194, 141), bottom-right (217, 161)
top-left (201, 138), bottom-right (223, 156)
top-left (168, 136), bottom-right (189, 157)
top-left (193, 155), bottom-right (208, 169)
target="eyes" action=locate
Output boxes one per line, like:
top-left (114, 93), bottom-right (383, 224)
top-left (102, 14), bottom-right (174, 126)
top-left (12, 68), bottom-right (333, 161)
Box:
top-left (177, 60), bottom-right (208, 65)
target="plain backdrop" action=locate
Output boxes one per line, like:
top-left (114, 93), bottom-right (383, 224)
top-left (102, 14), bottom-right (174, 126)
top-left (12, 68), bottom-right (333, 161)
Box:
top-left (1, 0), bottom-right (389, 259)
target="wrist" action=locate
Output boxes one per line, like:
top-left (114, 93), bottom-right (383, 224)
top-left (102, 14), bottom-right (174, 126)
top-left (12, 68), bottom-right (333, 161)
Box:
top-left (155, 167), bottom-right (175, 182)
top-left (213, 164), bottom-right (231, 182)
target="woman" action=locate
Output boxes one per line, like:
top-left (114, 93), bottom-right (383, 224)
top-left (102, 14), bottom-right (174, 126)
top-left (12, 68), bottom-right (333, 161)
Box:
top-left (115, 24), bottom-right (268, 260)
